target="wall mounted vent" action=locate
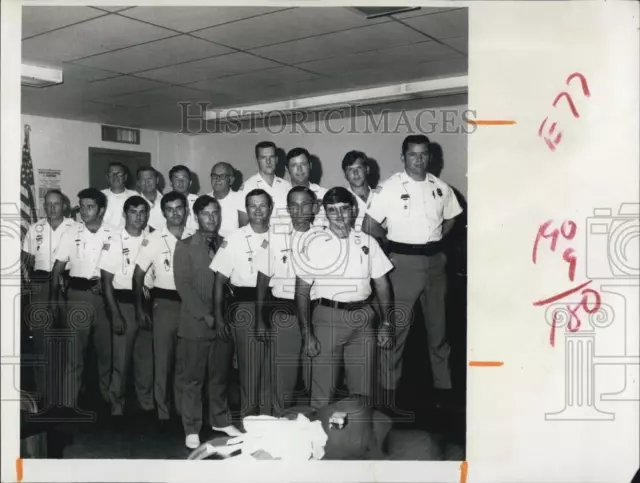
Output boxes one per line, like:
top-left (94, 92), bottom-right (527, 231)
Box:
top-left (101, 125), bottom-right (140, 145)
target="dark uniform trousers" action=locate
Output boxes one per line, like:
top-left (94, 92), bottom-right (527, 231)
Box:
top-left (263, 299), bottom-right (303, 416)
top-left (381, 251), bottom-right (451, 391)
top-left (24, 273), bottom-right (56, 402)
top-left (180, 336), bottom-right (234, 435)
top-left (109, 293), bottom-right (154, 415)
top-left (229, 289), bottom-right (271, 418)
top-left (62, 283), bottom-right (112, 406)
top-left (153, 294), bottom-right (183, 420)
top-left (304, 303), bottom-right (376, 410)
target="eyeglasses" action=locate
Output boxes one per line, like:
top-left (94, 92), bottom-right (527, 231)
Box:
top-left (211, 174), bottom-right (231, 181)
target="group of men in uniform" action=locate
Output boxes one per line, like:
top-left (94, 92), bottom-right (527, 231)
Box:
top-left (21, 135), bottom-right (463, 450)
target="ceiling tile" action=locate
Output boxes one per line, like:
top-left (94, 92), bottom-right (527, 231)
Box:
top-left (22, 15), bottom-right (175, 64)
top-left (90, 6), bottom-right (133, 13)
top-left (390, 7), bottom-right (463, 19)
top-left (297, 41), bottom-right (458, 76)
top-left (95, 86), bottom-right (219, 108)
top-left (250, 22), bottom-right (425, 65)
top-left (71, 35), bottom-right (232, 74)
top-left (440, 36), bottom-right (468, 55)
top-left (120, 6), bottom-right (287, 33)
top-left (338, 57), bottom-right (468, 86)
top-left (185, 66), bottom-right (321, 95)
top-left (193, 7), bottom-right (387, 50)
top-left (134, 52), bottom-right (280, 85)
top-left (59, 63), bottom-right (118, 83)
top-left (401, 9), bottom-right (468, 39)
top-left (80, 75), bottom-right (169, 100)
top-left (22, 6), bottom-right (107, 39)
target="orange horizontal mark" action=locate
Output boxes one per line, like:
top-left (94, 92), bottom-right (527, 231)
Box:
top-left (16, 458), bottom-right (23, 482)
top-left (469, 361), bottom-right (504, 367)
top-left (466, 119), bottom-right (516, 125)
top-left (460, 461), bottom-right (469, 483)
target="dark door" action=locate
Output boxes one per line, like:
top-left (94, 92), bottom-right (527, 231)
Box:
top-left (88, 147), bottom-right (151, 191)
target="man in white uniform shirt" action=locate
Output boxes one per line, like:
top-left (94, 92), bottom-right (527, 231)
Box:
top-left (133, 191), bottom-right (196, 425)
top-left (211, 189), bottom-right (272, 419)
top-left (285, 147), bottom-right (327, 227)
top-left (101, 162), bottom-right (137, 230)
top-left (137, 166), bottom-right (164, 231)
top-left (22, 189), bottom-right (76, 403)
top-left (363, 134), bottom-right (463, 411)
top-left (99, 195), bottom-right (155, 418)
top-left (295, 187), bottom-right (394, 410)
top-left (255, 186), bottom-right (319, 415)
top-left (206, 162), bottom-right (242, 238)
top-left (51, 188), bottom-right (115, 410)
top-left (342, 151), bottom-right (378, 232)
top-left (238, 141), bottom-right (291, 225)
top-left (168, 165), bottom-right (199, 232)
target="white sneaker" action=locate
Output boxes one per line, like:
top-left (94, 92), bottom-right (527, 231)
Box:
top-left (212, 424), bottom-right (243, 437)
top-left (185, 434), bottom-right (200, 449)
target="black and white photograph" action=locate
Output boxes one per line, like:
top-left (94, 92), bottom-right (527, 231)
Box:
top-left (17, 3), bottom-right (469, 463)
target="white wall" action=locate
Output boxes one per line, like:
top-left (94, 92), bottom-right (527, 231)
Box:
top-left (189, 95), bottom-right (469, 201)
top-left (21, 114), bottom-right (191, 209)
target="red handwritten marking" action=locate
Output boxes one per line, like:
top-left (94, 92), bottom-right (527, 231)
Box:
top-left (547, 287), bottom-right (602, 346)
top-left (533, 280), bottom-right (593, 306)
top-left (539, 72), bottom-right (591, 151)
top-left (567, 72), bottom-right (591, 97)
top-left (532, 220), bottom-right (577, 265)
top-left (562, 248), bottom-right (577, 282)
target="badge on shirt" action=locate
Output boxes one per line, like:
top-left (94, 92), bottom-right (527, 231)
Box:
top-left (141, 239), bottom-right (149, 247)
top-left (261, 239), bottom-right (269, 249)
top-left (361, 246), bottom-right (369, 255)
top-left (102, 243), bottom-right (110, 251)
top-left (436, 188), bottom-right (443, 197)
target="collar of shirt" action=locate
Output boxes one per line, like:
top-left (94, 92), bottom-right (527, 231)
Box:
top-left (161, 224), bottom-right (193, 241)
top-left (142, 191), bottom-right (162, 206)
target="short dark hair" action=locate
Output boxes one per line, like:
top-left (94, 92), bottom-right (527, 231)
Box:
top-left (402, 134), bottom-right (430, 156)
top-left (43, 189), bottom-right (64, 204)
top-left (169, 165), bottom-right (191, 180)
top-left (245, 188), bottom-right (273, 209)
top-left (286, 147), bottom-right (310, 166)
top-left (137, 166), bottom-right (157, 179)
top-left (341, 150), bottom-right (368, 172)
top-left (287, 185), bottom-right (317, 205)
top-left (160, 191), bottom-right (187, 212)
top-left (107, 161), bottom-right (127, 173)
top-left (123, 195), bottom-right (150, 214)
top-left (255, 141), bottom-right (276, 159)
top-left (193, 194), bottom-right (220, 217)
top-left (322, 186), bottom-right (357, 210)
top-left (77, 188), bottom-right (107, 210)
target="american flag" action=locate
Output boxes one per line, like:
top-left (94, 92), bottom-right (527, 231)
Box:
top-left (21, 126), bottom-right (37, 241)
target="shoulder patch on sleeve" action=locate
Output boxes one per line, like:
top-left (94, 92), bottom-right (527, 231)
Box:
top-left (261, 239), bottom-right (269, 249)
top-left (102, 243), bottom-right (110, 251)
top-left (220, 240), bottom-right (228, 249)
top-left (374, 185), bottom-right (383, 194)
top-left (239, 184), bottom-right (245, 192)
top-left (141, 239), bottom-right (149, 247)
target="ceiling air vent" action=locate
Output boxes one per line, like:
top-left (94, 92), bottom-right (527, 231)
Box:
top-left (349, 6), bottom-right (421, 19)
top-left (101, 125), bottom-right (140, 145)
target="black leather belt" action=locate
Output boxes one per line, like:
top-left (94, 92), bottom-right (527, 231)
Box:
top-left (152, 288), bottom-right (181, 302)
top-left (114, 289), bottom-right (135, 304)
top-left (388, 240), bottom-right (442, 256)
top-left (231, 286), bottom-right (257, 302)
top-left (31, 270), bottom-right (51, 281)
top-left (68, 277), bottom-right (97, 291)
top-left (318, 298), bottom-right (369, 312)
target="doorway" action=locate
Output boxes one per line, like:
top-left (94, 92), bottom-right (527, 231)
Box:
top-left (88, 147), bottom-right (151, 191)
